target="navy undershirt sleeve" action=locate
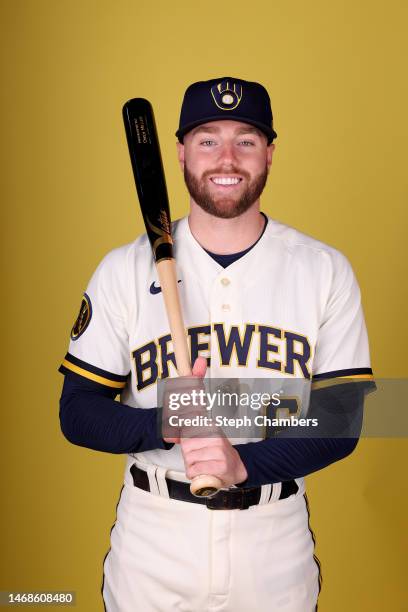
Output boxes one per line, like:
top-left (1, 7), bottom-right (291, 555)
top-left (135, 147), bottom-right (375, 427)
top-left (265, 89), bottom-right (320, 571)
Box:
top-left (59, 372), bottom-right (174, 454)
top-left (234, 383), bottom-right (366, 487)
top-left (235, 437), bottom-right (358, 487)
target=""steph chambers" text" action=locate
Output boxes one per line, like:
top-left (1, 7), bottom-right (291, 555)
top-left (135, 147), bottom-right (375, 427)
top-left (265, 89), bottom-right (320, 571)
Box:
top-left (167, 415), bottom-right (319, 428)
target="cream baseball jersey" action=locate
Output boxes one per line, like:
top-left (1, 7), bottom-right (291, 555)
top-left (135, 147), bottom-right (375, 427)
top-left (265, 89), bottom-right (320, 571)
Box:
top-left (60, 215), bottom-right (373, 476)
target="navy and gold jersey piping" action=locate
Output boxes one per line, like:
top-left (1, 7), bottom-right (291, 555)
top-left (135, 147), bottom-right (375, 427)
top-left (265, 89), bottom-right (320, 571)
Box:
top-left (59, 353), bottom-right (129, 389)
top-left (311, 367), bottom-right (375, 391)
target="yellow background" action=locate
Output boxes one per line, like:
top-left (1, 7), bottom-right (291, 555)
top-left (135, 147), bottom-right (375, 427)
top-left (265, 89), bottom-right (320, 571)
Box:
top-left (1, 1), bottom-right (407, 610)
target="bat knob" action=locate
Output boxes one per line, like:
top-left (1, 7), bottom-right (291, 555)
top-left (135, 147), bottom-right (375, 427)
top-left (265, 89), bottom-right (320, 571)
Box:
top-left (190, 475), bottom-right (223, 498)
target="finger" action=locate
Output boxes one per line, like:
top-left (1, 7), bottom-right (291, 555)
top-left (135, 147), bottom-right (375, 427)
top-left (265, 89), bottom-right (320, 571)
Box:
top-left (179, 425), bottom-right (226, 441)
top-left (180, 435), bottom-right (224, 453)
top-left (183, 445), bottom-right (225, 465)
top-left (186, 460), bottom-right (226, 481)
top-left (163, 376), bottom-right (204, 394)
top-left (163, 435), bottom-right (180, 444)
top-left (192, 356), bottom-right (207, 378)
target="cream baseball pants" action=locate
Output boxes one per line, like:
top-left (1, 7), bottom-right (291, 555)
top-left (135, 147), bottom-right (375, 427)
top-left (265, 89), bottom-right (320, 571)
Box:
top-left (102, 462), bottom-right (320, 611)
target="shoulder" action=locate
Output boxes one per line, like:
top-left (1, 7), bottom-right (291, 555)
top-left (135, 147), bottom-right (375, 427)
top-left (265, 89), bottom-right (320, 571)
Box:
top-left (93, 232), bottom-right (152, 277)
top-left (85, 234), bottom-right (154, 319)
top-left (89, 216), bottom-right (190, 283)
top-left (264, 215), bottom-right (355, 278)
top-left (86, 235), bottom-right (153, 312)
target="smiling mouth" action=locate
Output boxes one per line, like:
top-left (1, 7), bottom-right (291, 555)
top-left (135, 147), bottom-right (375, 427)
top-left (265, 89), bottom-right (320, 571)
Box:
top-left (210, 177), bottom-right (243, 186)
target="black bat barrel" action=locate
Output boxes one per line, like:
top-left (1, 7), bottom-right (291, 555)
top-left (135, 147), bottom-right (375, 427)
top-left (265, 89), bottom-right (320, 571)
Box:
top-left (123, 98), bottom-right (174, 263)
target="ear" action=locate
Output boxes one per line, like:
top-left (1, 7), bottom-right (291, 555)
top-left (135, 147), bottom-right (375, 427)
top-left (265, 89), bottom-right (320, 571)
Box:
top-left (176, 141), bottom-right (185, 171)
top-left (266, 143), bottom-right (275, 171)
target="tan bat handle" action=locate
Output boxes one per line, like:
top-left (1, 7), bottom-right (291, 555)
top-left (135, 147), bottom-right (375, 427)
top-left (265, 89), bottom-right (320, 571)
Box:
top-left (157, 258), bottom-right (222, 497)
top-left (157, 258), bottom-right (191, 376)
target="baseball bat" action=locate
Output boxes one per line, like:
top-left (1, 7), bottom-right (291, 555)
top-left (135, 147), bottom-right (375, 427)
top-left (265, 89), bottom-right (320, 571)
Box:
top-left (122, 98), bottom-right (222, 498)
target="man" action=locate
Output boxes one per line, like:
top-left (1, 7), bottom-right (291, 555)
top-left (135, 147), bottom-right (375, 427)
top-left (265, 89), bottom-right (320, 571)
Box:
top-left (59, 77), bottom-right (374, 611)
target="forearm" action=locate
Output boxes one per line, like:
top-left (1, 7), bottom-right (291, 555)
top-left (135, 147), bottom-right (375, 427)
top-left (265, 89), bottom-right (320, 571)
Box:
top-left (59, 373), bottom-right (173, 454)
top-left (235, 382), bottom-right (366, 487)
top-left (235, 436), bottom-right (358, 487)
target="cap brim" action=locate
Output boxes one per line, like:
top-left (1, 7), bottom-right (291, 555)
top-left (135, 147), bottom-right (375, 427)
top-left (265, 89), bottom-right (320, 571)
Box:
top-left (176, 115), bottom-right (277, 144)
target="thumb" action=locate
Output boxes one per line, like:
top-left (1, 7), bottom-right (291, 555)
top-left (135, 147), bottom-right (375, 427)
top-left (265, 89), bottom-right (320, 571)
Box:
top-left (192, 356), bottom-right (207, 378)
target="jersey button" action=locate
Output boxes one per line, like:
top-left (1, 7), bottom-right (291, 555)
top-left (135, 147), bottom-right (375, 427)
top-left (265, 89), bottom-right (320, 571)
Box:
top-left (221, 278), bottom-right (230, 286)
top-left (222, 304), bottom-right (231, 311)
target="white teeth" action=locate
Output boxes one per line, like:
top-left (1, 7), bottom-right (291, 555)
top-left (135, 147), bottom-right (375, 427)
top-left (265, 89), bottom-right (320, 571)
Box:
top-left (211, 177), bottom-right (241, 185)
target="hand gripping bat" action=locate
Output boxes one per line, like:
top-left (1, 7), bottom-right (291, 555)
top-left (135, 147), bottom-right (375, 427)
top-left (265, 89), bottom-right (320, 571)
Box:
top-left (122, 98), bottom-right (222, 497)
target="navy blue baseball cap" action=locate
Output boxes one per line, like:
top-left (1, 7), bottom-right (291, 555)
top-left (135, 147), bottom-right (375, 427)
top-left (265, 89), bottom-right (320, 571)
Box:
top-left (176, 77), bottom-right (277, 144)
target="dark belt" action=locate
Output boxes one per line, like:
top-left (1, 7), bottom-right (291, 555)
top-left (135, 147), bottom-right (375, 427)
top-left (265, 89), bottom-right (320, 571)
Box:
top-left (130, 464), bottom-right (299, 510)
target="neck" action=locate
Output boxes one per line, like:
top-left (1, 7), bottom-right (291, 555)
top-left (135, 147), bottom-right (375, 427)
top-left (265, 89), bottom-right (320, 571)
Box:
top-left (188, 200), bottom-right (265, 254)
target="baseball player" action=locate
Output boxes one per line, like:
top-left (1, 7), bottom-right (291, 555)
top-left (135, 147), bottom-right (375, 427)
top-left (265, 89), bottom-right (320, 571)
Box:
top-left (59, 77), bottom-right (374, 611)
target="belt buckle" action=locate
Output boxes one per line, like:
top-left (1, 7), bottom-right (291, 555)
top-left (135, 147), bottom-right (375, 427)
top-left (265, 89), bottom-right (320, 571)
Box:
top-left (205, 489), bottom-right (246, 511)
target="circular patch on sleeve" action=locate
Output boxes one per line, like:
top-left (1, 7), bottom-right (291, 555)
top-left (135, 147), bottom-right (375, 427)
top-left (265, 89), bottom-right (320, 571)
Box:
top-left (70, 293), bottom-right (92, 341)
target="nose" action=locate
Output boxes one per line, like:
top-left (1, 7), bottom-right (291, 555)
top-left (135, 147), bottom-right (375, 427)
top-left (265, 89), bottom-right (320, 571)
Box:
top-left (217, 142), bottom-right (237, 167)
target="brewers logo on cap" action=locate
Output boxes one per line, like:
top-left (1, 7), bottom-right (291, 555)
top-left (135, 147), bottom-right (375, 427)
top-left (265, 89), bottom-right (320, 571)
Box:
top-left (210, 80), bottom-right (243, 111)
top-left (176, 76), bottom-right (277, 143)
